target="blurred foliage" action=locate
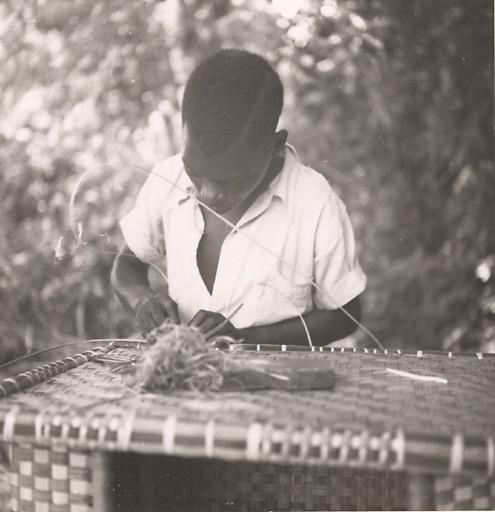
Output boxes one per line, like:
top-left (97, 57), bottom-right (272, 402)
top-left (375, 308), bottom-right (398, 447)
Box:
top-left (0, 0), bottom-right (493, 362)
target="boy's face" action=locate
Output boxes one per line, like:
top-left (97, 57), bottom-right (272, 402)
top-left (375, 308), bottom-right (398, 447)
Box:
top-left (182, 124), bottom-right (287, 214)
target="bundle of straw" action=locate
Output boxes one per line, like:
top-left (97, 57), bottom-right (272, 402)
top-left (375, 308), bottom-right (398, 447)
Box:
top-left (127, 324), bottom-right (226, 393)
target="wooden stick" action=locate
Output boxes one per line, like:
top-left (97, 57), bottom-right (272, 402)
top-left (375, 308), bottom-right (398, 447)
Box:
top-left (204, 302), bottom-right (244, 339)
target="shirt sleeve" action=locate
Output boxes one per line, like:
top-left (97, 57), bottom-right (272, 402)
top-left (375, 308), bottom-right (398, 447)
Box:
top-left (313, 190), bottom-right (366, 309)
top-left (119, 168), bottom-right (166, 265)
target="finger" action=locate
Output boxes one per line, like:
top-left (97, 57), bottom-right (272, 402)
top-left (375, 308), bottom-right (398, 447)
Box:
top-left (134, 315), bottom-right (145, 334)
top-left (209, 337), bottom-right (231, 350)
top-left (135, 297), bottom-right (159, 331)
top-left (148, 299), bottom-right (168, 327)
top-left (188, 310), bottom-right (209, 328)
top-left (163, 298), bottom-right (180, 324)
top-left (198, 316), bottom-right (224, 336)
top-left (135, 311), bottom-right (153, 335)
top-left (205, 319), bottom-right (231, 340)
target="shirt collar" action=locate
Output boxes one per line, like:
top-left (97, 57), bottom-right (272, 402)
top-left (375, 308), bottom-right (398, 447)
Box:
top-left (169, 163), bottom-right (194, 206)
top-left (170, 144), bottom-right (299, 214)
top-left (234, 144), bottom-right (298, 228)
top-left (265, 143), bottom-right (298, 205)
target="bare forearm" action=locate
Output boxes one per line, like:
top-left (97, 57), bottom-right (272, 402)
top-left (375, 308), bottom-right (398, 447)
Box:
top-left (237, 297), bottom-right (361, 346)
top-left (111, 244), bottom-right (153, 310)
top-left (111, 245), bottom-right (180, 330)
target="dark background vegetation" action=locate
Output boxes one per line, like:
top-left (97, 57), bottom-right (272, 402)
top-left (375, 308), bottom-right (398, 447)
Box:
top-left (0, 0), bottom-right (493, 362)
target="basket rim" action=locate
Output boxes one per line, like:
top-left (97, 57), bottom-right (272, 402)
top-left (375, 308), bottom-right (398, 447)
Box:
top-left (0, 342), bottom-right (494, 478)
top-left (229, 343), bottom-right (495, 359)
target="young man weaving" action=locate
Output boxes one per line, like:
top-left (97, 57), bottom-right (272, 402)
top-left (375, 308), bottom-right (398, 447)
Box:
top-left (112, 49), bottom-right (366, 346)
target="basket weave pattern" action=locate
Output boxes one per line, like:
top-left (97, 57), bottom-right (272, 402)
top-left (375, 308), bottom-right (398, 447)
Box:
top-left (7, 443), bottom-right (92, 512)
top-left (188, 460), bottom-right (408, 511)
top-left (0, 344), bottom-right (494, 510)
top-left (434, 475), bottom-right (495, 510)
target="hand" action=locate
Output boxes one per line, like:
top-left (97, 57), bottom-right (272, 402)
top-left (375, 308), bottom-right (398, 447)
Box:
top-left (188, 309), bottom-right (239, 341)
top-left (134, 293), bottom-right (180, 335)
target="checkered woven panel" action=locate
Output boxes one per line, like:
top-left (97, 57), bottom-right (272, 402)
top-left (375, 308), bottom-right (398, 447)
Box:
top-left (435, 475), bottom-right (495, 510)
top-left (198, 463), bottom-right (406, 512)
top-left (160, 459), bottom-right (408, 511)
top-left (5, 445), bottom-right (495, 511)
top-left (8, 443), bottom-right (93, 512)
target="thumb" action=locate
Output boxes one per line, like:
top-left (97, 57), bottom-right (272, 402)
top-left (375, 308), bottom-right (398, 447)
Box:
top-left (164, 298), bottom-right (180, 324)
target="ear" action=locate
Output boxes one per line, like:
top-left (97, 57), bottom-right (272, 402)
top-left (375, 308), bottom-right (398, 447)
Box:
top-left (273, 129), bottom-right (288, 154)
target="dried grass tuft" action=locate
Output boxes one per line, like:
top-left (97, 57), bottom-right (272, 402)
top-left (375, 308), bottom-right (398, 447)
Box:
top-left (126, 324), bottom-right (226, 393)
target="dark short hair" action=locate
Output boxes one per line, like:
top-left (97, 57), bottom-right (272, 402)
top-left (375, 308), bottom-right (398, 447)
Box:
top-left (182, 49), bottom-right (283, 155)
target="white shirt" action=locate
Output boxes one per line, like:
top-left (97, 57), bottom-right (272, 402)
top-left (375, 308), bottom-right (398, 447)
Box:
top-left (120, 146), bottom-right (366, 328)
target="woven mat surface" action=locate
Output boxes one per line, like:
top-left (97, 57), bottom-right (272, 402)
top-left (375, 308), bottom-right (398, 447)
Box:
top-left (1, 345), bottom-right (494, 476)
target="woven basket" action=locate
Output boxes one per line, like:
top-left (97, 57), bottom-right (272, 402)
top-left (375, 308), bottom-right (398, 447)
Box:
top-left (0, 342), bottom-right (493, 511)
top-left (108, 452), bottom-right (408, 511)
top-left (4, 444), bottom-right (495, 511)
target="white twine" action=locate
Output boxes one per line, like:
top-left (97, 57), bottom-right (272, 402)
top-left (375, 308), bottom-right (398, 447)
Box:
top-left (386, 368), bottom-right (448, 384)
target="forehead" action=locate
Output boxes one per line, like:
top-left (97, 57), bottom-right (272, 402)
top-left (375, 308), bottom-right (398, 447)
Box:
top-left (182, 125), bottom-right (272, 180)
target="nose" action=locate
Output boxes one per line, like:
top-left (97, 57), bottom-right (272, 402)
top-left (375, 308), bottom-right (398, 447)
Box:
top-left (199, 184), bottom-right (225, 208)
